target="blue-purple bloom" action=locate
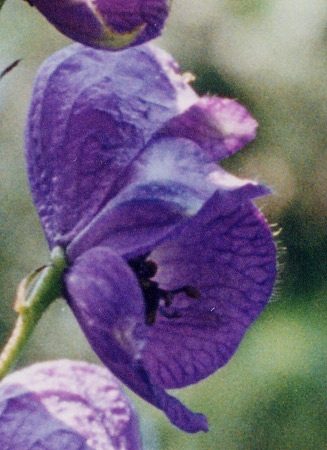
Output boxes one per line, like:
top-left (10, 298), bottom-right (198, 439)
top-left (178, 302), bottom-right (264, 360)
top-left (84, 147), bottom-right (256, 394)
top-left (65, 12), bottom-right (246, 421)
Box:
top-left (28, 0), bottom-right (170, 49)
top-left (0, 360), bottom-right (142, 449)
top-left (25, 43), bottom-right (277, 433)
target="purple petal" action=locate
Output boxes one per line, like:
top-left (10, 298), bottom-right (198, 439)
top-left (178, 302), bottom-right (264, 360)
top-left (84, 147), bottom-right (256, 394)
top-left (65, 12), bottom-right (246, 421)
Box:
top-left (68, 137), bottom-right (266, 261)
top-left (94, 0), bottom-right (170, 45)
top-left (67, 137), bottom-right (220, 260)
top-left (25, 43), bottom-right (198, 250)
top-left (64, 247), bottom-right (208, 433)
top-left (30, 0), bottom-right (170, 49)
top-left (67, 198), bottom-right (184, 262)
top-left (157, 96), bottom-right (258, 161)
top-left (0, 360), bottom-right (142, 450)
top-left (142, 185), bottom-right (276, 389)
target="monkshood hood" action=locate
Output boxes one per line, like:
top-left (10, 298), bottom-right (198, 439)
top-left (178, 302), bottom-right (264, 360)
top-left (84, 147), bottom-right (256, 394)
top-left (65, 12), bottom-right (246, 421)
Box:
top-left (25, 43), bottom-right (277, 433)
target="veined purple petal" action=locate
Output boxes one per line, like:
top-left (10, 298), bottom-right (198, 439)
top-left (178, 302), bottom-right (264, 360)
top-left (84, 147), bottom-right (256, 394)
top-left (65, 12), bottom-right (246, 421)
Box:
top-left (157, 96), bottom-right (258, 161)
top-left (142, 184), bottom-right (276, 389)
top-left (67, 137), bottom-right (222, 260)
top-left (25, 43), bottom-right (198, 250)
top-left (68, 137), bottom-right (266, 261)
top-left (0, 360), bottom-right (142, 450)
top-left (67, 198), bottom-right (184, 262)
top-left (64, 247), bottom-right (208, 433)
top-left (64, 246), bottom-right (147, 367)
top-left (30, 0), bottom-right (170, 49)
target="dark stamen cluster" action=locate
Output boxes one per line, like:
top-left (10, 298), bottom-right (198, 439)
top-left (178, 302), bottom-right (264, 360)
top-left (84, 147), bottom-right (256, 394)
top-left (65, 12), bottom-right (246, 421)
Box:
top-left (128, 254), bottom-right (200, 326)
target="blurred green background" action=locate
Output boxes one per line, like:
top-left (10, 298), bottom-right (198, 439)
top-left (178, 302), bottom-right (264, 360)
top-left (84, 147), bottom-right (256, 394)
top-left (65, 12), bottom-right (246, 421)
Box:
top-left (1, 0), bottom-right (327, 449)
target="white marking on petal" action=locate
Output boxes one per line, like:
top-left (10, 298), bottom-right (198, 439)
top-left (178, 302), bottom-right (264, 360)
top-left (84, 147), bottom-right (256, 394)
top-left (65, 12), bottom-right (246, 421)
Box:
top-left (113, 317), bottom-right (145, 360)
top-left (207, 170), bottom-right (258, 189)
top-left (142, 149), bottom-right (178, 182)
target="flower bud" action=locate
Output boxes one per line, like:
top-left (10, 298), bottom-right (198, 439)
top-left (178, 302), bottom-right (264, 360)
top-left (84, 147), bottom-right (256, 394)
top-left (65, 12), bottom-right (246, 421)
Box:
top-left (29, 0), bottom-right (171, 49)
top-left (0, 360), bottom-right (142, 450)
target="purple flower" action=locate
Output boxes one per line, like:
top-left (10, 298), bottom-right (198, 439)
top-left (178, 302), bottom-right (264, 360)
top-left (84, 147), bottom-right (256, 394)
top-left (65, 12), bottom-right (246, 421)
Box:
top-left (0, 360), bottom-right (142, 449)
top-left (25, 43), bottom-right (277, 433)
top-left (28, 0), bottom-right (170, 49)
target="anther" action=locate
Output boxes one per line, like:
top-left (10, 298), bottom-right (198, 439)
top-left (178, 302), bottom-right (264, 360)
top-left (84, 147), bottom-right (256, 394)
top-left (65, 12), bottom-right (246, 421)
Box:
top-left (128, 254), bottom-right (200, 326)
top-left (128, 255), bottom-right (157, 279)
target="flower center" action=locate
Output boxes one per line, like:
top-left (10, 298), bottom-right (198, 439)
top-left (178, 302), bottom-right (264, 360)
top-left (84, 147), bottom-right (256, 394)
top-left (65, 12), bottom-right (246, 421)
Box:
top-left (128, 254), bottom-right (200, 326)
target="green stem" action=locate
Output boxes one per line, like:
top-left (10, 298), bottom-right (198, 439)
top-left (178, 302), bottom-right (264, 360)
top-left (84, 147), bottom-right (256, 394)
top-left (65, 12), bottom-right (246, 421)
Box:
top-left (0, 315), bottom-right (36, 380)
top-left (0, 247), bottom-right (67, 380)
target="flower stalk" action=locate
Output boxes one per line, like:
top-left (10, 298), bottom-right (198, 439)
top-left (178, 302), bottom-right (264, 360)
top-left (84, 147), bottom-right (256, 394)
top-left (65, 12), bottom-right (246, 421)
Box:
top-left (0, 247), bottom-right (67, 380)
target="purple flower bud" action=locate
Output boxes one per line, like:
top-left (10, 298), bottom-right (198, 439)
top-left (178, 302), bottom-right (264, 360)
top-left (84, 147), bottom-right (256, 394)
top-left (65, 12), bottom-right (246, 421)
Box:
top-left (0, 360), bottom-right (142, 450)
top-left (25, 43), bottom-right (277, 433)
top-left (29, 0), bottom-right (170, 49)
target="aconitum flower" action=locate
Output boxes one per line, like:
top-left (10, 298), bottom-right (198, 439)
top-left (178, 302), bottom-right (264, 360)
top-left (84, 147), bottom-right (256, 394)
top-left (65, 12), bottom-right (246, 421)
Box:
top-left (28, 0), bottom-right (170, 49)
top-left (0, 360), bottom-right (142, 450)
top-left (25, 43), bottom-right (277, 433)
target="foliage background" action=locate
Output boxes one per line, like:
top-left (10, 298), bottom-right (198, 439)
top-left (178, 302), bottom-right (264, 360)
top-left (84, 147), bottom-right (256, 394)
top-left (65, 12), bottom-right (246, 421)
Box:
top-left (1, 0), bottom-right (327, 448)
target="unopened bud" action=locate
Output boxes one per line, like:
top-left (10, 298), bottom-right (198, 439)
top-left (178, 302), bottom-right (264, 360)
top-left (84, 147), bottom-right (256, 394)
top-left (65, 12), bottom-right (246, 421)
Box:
top-left (29, 0), bottom-right (171, 50)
